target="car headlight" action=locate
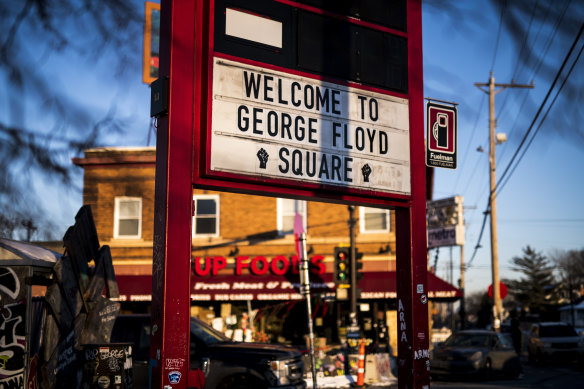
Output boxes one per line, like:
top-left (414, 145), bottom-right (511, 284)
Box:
top-left (470, 351), bottom-right (483, 361)
top-left (267, 360), bottom-right (291, 386)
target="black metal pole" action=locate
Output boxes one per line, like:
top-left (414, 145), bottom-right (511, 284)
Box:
top-left (348, 205), bottom-right (357, 326)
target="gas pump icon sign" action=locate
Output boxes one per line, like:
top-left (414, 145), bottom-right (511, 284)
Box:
top-left (432, 113), bottom-right (449, 149)
top-left (426, 102), bottom-right (457, 169)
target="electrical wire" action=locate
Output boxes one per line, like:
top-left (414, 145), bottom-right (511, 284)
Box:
top-left (497, 37), bottom-right (584, 195)
top-left (466, 204), bottom-right (490, 268)
top-left (497, 0), bottom-right (540, 121)
top-left (494, 23), bottom-right (584, 196)
top-left (490, 0), bottom-right (508, 71)
top-left (466, 22), bottom-right (584, 269)
top-left (453, 94), bottom-right (486, 193)
top-left (499, 0), bottom-right (571, 157)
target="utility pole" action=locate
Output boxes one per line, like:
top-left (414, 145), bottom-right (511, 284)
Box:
top-left (475, 72), bottom-right (533, 331)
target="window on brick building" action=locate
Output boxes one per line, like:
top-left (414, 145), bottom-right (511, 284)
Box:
top-left (114, 197), bottom-right (142, 239)
top-left (193, 195), bottom-right (219, 237)
top-left (277, 198), bottom-right (306, 235)
top-left (359, 206), bottom-right (390, 233)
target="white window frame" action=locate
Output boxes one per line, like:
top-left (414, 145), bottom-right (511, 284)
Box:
top-left (277, 198), bottom-right (307, 235)
top-left (193, 195), bottom-right (220, 238)
top-left (359, 206), bottom-right (390, 234)
top-left (114, 197), bottom-right (142, 239)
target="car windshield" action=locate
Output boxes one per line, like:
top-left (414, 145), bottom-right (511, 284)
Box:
top-left (190, 317), bottom-right (231, 345)
top-left (540, 325), bottom-right (578, 337)
top-left (444, 333), bottom-right (490, 348)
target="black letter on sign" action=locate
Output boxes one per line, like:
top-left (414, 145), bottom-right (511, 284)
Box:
top-left (291, 82), bottom-right (302, 107)
top-left (263, 75), bottom-right (274, 102)
top-left (344, 157), bottom-right (353, 183)
top-left (331, 155), bottom-right (342, 181)
top-left (244, 72), bottom-right (261, 99)
top-left (369, 98), bottom-right (378, 121)
top-left (379, 131), bottom-right (388, 154)
top-left (292, 149), bottom-right (303, 176)
top-left (237, 105), bottom-right (249, 132)
top-left (253, 108), bottom-right (263, 135)
top-left (306, 151), bottom-right (316, 177)
top-left (279, 148), bottom-right (290, 173)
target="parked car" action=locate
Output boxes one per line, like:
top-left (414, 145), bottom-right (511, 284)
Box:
top-left (111, 314), bottom-right (306, 389)
top-left (430, 330), bottom-right (521, 380)
top-left (527, 322), bottom-right (584, 365)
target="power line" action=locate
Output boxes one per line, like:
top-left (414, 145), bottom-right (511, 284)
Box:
top-left (497, 38), bottom-right (584, 194)
top-left (495, 23), bottom-right (584, 196)
top-left (466, 22), bottom-right (584, 270)
top-left (490, 0), bottom-right (508, 71)
top-left (454, 93), bottom-right (486, 193)
top-left (499, 0), bottom-right (571, 152)
top-left (466, 205), bottom-right (489, 268)
top-left (497, 0), bottom-right (540, 120)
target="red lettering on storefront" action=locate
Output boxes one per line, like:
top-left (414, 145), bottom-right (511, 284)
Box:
top-left (195, 254), bottom-right (325, 276)
top-left (290, 256), bottom-right (300, 274)
top-left (236, 256), bottom-right (250, 275)
top-left (193, 257), bottom-right (211, 276)
top-left (212, 256), bottom-right (226, 275)
top-left (270, 255), bottom-right (289, 275)
top-left (311, 255), bottom-right (325, 275)
top-left (250, 256), bottom-right (269, 275)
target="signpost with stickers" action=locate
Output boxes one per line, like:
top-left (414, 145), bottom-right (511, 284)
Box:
top-left (151, 1), bottom-right (429, 388)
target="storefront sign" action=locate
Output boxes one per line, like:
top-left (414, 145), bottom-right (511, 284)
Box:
top-left (426, 196), bottom-right (464, 248)
top-left (115, 272), bottom-right (461, 302)
top-left (191, 255), bottom-right (325, 276)
top-left (427, 225), bottom-right (465, 248)
top-left (210, 58), bottom-right (411, 195)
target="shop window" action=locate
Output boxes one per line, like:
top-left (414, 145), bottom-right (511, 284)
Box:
top-left (193, 195), bottom-right (220, 237)
top-left (359, 206), bottom-right (390, 233)
top-left (114, 197), bottom-right (142, 239)
top-left (277, 198), bottom-right (306, 235)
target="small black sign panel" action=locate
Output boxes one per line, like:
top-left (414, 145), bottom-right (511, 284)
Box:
top-left (426, 102), bottom-right (457, 169)
top-left (213, 0), bottom-right (408, 94)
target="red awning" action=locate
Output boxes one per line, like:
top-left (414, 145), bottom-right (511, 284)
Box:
top-left (114, 271), bottom-right (461, 302)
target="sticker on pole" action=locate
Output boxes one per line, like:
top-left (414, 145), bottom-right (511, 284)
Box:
top-left (426, 102), bottom-right (457, 169)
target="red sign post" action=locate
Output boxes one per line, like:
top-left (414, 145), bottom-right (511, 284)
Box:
top-left (152, 1), bottom-right (429, 388)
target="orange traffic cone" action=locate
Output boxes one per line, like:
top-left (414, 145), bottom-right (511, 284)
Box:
top-left (352, 338), bottom-right (367, 387)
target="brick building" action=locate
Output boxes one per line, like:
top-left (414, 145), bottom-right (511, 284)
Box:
top-left (73, 146), bottom-right (460, 347)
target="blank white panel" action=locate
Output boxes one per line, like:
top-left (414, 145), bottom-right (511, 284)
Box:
top-left (225, 8), bottom-right (282, 48)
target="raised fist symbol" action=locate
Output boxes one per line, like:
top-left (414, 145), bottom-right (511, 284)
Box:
top-left (257, 148), bottom-right (269, 169)
top-left (362, 164), bottom-right (372, 182)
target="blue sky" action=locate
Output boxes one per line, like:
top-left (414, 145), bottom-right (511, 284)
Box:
top-left (423, 1), bottom-right (584, 295)
top-left (11, 1), bottom-right (583, 296)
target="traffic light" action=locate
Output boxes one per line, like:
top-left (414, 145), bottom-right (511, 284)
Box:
top-left (355, 250), bottom-right (364, 282)
top-left (333, 246), bottom-right (351, 286)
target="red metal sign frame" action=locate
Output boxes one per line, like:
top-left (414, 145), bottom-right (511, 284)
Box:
top-left (152, 1), bottom-right (429, 388)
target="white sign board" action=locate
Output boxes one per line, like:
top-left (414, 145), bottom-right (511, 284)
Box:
top-left (426, 196), bottom-right (465, 248)
top-left (210, 58), bottom-right (411, 195)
